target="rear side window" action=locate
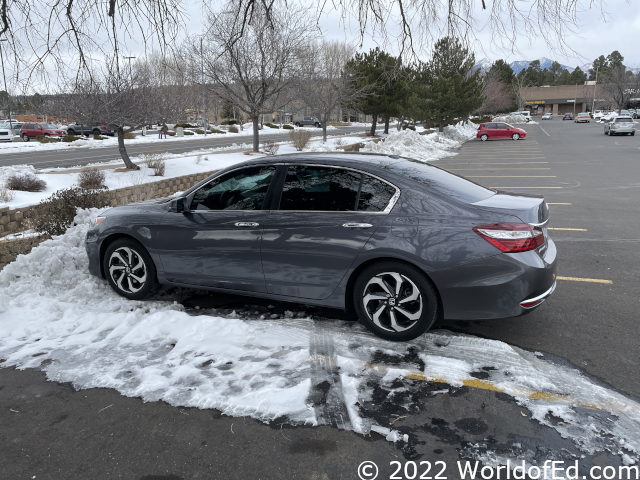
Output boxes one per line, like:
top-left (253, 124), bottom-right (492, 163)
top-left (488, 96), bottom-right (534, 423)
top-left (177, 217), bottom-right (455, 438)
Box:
top-left (484, 123), bottom-right (496, 129)
top-left (393, 160), bottom-right (494, 204)
top-left (358, 174), bottom-right (397, 212)
top-left (279, 166), bottom-right (361, 211)
top-left (496, 124), bottom-right (508, 129)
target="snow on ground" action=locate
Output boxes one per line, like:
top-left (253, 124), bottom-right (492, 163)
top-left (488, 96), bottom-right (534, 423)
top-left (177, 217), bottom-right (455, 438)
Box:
top-left (360, 122), bottom-right (478, 162)
top-left (0, 210), bottom-right (639, 467)
top-left (491, 114), bottom-right (540, 125)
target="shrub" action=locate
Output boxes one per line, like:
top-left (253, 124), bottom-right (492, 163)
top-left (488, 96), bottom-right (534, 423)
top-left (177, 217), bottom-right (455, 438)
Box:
top-left (177, 123), bottom-right (195, 128)
top-left (77, 167), bottom-right (107, 190)
top-left (228, 125), bottom-right (239, 133)
top-left (262, 140), bottom-right (280, 156)
top-left (123, 132), bottom-right (136, 139)
top-left (7, 173), bottom-right (47, 192)
top-left (35, 135), bottom-right (58, 143)
top-left (183, 131), bottom-right (194, 136)
top-left (289, 130), bottom-right (312, 151)
top-left (334, 137), bottom-right (345, 147)
top-left (221, 120), bottom-right (237, 125)
top-left (194, 129), bottom-right (205, 134)
top-left (283, 124), bottom-right (294, 130)
top-left (0, 183), bottom-right (15, 202)
top-left (264, 122), bottom-right (279, 129)
top-left (144, 153), bottom-right (166, 176)
top-left (93, 134), bottom-right (105, 140)
top-left (401, 123), bottom-right (416, 131)
top-left (210, 129), bottom-right (226, 134)
top-left (62, 135), bottom-right (80, 142)
top-left (167, 131), bottom-right (176, 136)
top-left (31, 187), bottom-right (111, 236)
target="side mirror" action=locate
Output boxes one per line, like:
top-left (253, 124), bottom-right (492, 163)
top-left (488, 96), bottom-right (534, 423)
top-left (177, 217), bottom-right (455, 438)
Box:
top-left (169, 197), bottom-right (187, 213)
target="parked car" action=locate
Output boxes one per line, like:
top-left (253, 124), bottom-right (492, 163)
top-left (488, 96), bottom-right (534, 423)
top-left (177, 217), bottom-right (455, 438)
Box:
top-left (604, 117), bottom-right (636, 136)
top-left (66, 123), bottom-right (116, 136)
top-left (85, 153), bottom-right (557, 341)
top-left (510, 111), bottom-right (531, 121)
top-left (0, 121), bottom-right (23, 135)
top-left (19, 123), bottom-right (67, 141)
top-left (563, 113), bottom-right (574, 121)
top-left (574, 113), bottom-right (591, 123)
top-left (541, 113), bottom-right (553, 120)
top-left (293, 116), bottom-right (321, 127)
top-left (0, 127), bottom-right (13, 142)
top-left (632, 109), bottom-right (640, 119)
top-left (476, 122), bottom-right (527, 141)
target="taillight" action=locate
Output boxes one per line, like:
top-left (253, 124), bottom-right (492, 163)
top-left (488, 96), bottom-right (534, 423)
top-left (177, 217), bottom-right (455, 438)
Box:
top-left (473, 223), bottom-right (544, 253)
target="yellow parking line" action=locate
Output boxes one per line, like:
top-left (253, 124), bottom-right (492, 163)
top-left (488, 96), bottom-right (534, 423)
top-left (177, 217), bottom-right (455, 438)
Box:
top-left (547, 203), bottom-right (572, 205)
top-left (557, 276), bottom-right (613, 284)
top-left (547, 227), bottom-right (586, 231)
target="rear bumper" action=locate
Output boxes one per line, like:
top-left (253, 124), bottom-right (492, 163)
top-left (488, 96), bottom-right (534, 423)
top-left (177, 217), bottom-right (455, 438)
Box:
top-left (429, 238), bottom-right (557, 320)
top-left (609, 127), bottom-right (635, 133)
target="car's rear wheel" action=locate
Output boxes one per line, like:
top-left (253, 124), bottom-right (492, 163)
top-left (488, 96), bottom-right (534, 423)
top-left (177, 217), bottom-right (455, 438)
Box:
top-left (632, 131), bottom-right (635, 136)
top-left (295, 122), bottom-right (301, 127)
top-left (22, 133), bottom-right (29, 141)
top-left (512, 133), bottom-right (520, 140)
top-left (314, 122), bottom-right (320, 128)
top-left (103, 239), bottom-right (158, 300)
top-left (353, 261), bottom-right (438, 341)
top-left (480, 134), bottom-right (488, 141)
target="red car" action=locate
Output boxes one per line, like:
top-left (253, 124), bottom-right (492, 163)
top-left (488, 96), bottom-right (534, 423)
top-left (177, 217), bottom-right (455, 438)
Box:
top-left (476, 122), bottom-right (527, 141)
top-left (20, 123), bottom-right (66, 141)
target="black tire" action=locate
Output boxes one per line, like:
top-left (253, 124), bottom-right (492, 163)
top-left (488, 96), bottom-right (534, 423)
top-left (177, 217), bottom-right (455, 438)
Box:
top-left (103, 239), bottom-right (159, 300)
top-left (314, 122), bottom-right (320, 128)
top-left (67, 130), bottom-right (75, 136)
top-left (22, 133), bottom-right (29, 142)
top-left (512, 133), bottom-right (520, 140)
top-left (480, 134), bottom-right (488, 141)
top-left (632, 131), bottom-right (635, 136)
top-left (353, 261), bottom-right (438, 341)
top-left (93, 129), bottom-right (101, 136)
top-left (295, 122), bottom-right (301, 127)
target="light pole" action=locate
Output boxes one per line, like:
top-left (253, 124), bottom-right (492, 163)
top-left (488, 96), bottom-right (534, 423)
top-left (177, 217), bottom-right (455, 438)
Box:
top-left (0, 38), bottom-right (13, 132)
top-left (592, 64), bottom-right (599, 113)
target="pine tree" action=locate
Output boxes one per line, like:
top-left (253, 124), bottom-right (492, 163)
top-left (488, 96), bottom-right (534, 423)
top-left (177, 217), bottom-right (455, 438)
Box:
top-left (420, 37), bottom-right (483, 132)
top-left (569, 67), bottom-right (587, 85)
top-left (487, 60), bottom-right (515, 86)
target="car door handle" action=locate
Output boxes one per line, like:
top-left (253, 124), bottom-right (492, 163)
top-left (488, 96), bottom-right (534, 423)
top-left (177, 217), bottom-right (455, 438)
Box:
top-left (234, 222), bottom-right (259, 227)
top-left (342, 223), bottom-right (373, 229)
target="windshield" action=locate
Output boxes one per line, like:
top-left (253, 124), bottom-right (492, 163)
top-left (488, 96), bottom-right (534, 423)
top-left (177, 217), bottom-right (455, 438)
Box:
top-left (43, 124), bottom-right (58, 129)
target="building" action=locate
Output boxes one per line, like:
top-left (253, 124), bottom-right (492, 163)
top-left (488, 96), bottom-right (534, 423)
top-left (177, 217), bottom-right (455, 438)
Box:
top-left (521, 84), bottom-right (610, 115)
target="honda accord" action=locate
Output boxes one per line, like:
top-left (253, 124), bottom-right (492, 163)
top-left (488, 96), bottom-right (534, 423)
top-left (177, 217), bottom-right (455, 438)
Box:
top-left (85, 153), bottom-right (557, 341)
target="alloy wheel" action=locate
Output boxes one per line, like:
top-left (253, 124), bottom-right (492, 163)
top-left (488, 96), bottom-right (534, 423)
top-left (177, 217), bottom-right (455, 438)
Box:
top-left (512, 133), bottom-right (520, 140)
top-left (108, 247), bottom-right (147, 294)
top-left (480, 134), bottom-right (488, 141)
top-left (362, 272), bottom-right (423, 333)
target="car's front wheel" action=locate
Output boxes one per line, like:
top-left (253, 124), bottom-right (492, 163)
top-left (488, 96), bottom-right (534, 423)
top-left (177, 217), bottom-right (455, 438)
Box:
top-left (512, 133), bottom-right (520, 140)
top-left (22, 133), bottom-right (29, 141)
top-left (353, 261), bottom-right (438, 341)
top-left (480, 134), bottom-right (488, 141)
top-left (103, 239), bottom-right (158, 300)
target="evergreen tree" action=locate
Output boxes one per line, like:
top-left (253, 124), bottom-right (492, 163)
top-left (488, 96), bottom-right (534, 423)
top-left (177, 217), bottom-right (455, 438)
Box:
top-left (420, 37), bottom-right (483, 132)
top-left (606, 50), bottom-right (624, 69)
top-left (548, 61), bottom-right (564, 84)
top-left (569, 66), bottom-right (587, 85)
top-left (525, 60), bottom-right (543, 86)
top-left (557, 69), bottom-right (571, 85)
top-left (589, 55), bottom-right (610, 81)
top-left (487, 60), bottom-right (515, 85)
top-left (348, 47), bottom-right (399, 136)
top-left (220, 101), bottom-right (234, 119)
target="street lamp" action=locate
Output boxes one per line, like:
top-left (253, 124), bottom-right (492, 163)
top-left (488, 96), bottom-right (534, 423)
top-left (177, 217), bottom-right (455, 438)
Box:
top-left (201, 37), bottom-right (207, 135)
top-left (0, 38), bottom-right (13, 132)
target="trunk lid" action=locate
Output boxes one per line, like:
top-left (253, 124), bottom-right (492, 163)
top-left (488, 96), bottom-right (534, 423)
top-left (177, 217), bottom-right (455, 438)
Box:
top-left (472, 192), bottom-right (549, 226)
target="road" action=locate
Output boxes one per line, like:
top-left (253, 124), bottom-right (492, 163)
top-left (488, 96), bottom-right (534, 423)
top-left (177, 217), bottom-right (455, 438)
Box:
top-left (2, 118), bottom-right (640, 480)
top-left (0, 125), bottom-right (383, 170)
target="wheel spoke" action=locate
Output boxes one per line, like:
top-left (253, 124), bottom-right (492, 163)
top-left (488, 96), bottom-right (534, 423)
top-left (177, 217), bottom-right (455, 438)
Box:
top-left (398, 287), bottom-right (420, 304)
top-left (372, 304), bottom-right (393, 332)
top-left (394, 305), bottom-right (422, 321)
top-left (131, 254), bottom-right (144, 272)
top-left (389, 309), bottom-right (413, 332)
top-left (111, 252), bottom-right (127, 265)
top-left (129, 272), bottom-right (146, 284)
top-left (367, 277), bottom-right (392, 296)
top-left (387, 272), bottom-right (403, 297)
top-left (363, 293), bottom-right (387, 309)
top-left (116, 272), bottom-right (128, 292)
top-left (127, 276), bottom-right (143, 293)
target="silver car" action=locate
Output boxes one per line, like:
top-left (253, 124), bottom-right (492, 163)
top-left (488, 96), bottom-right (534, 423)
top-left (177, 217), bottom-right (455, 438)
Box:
top-left (604, 117), bottom-right (636, 136)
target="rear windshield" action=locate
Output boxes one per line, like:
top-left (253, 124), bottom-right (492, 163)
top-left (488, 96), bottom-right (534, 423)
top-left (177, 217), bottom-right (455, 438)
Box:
top-left (392, 160), bottom-right (495, 203)
top-left (616, 118), bottom-right (633, 122)
top-left (578, 113), bottom-right (589, 116)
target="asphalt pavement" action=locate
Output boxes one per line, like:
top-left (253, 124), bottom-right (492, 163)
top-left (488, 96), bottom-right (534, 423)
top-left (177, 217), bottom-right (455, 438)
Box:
top-left (0, 125), bottom-right (382, 170)
top-left (2, 118), bottom-right (640, 479)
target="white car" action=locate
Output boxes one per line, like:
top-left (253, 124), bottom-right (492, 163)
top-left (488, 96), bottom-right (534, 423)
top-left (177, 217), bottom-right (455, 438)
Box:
top-left (0, 127), bottom-right (14, 142)
top-left (511, 111), bottom-right (531, 121)
top-left (541, 113), bottom-right (553, 120)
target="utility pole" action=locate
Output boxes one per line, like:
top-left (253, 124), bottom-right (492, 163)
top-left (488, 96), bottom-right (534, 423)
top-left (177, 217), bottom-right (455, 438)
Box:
top-left (201, 37), bottom-right (207, 135)
top-left (573, 83), bottom-right (577, 115)
top-left (592, 65), bottom-right (599, 113)
top-left (0, 38), bottom-right (13, 132)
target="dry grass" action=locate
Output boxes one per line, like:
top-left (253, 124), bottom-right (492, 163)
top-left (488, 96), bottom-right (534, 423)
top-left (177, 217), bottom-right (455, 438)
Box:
top-left (228, 125), bottom-right (239, 133)
top-left (7, 173), bottom-right (47, 192)
top-left (78, 167), bottom-right (107, 189)
top-left (144, 152), bottom-right (166, 176)
top-left (288, 130), bottom-right (312, 151)
top-left (262, 140), bottom-right (280, 156)
top-left (123, 132), bottom-right (136, 139)
top-left (0, 183), bottom-right (15, 202)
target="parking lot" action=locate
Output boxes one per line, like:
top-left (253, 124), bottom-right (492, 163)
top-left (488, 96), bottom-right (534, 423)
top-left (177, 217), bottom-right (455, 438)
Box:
top-left (2, 118), bottom-right (640, 479)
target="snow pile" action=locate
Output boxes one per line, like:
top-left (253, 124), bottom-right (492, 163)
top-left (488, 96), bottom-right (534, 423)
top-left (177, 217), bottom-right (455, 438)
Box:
top-left (360, 123), bottom-right (476, 162)
top-left (1, 211), bottom-right (640, 460)
top-left (491, 114), bottom-right (536, 125)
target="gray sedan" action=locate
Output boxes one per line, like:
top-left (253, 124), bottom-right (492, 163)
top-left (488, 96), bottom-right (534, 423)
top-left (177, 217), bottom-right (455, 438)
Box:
top-left (604, 117), bottom-right (636, 136)
top-left (85, 153), bottom-right (557, 341)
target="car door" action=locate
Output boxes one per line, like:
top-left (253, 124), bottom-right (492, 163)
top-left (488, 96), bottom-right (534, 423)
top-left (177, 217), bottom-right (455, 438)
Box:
top-left (157, 165), bottom-right (277, 292)
top-left (495, 123), bottom-right (509, 138)
top-left (484, 123), bottom-right (497, 138)
top-left (261, 164), bottom-right (398, 300)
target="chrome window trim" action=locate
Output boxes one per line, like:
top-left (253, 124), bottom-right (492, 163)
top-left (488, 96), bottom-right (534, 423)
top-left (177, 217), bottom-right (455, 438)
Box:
top-left (274, 163), bottom-right (401, 214)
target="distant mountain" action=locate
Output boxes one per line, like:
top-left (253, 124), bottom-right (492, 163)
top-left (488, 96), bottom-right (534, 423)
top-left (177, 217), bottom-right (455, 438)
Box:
top-left (474, 57), bottom-right (639, 76)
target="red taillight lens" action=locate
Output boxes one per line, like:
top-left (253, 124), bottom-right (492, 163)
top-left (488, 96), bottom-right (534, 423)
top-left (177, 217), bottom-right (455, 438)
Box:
top-left (473, 223), bottom-right (544, 253)
top-left (520, 298), bottom-right (544, 308)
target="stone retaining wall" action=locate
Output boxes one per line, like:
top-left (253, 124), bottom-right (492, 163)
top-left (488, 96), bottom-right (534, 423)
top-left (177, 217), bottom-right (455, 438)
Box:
top-left (0, 170), bottom-right (217, 239)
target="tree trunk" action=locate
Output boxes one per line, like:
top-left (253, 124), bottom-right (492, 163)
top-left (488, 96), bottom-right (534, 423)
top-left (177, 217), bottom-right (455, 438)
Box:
top-left (369, 114), bottom-right (378, 136)
top-left (117, 126), bottom-right (138, 169)
top-left (384, 117), bottom-right (390, 134)
top-left (439, 118), bottom-right (444, 133)
top-left (252, 116), bottom-right (260, 152)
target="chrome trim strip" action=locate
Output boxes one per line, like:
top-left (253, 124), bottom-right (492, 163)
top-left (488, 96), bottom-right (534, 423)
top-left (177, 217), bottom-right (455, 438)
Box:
top-left (529, 218), bottom-right (549, 227)
top-left (520, 281), bottom-right (557, 309)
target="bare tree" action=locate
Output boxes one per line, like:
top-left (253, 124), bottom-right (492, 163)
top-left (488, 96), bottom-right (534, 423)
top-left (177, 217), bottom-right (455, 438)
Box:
top-left (297, 41), bottom-right (369, 142)
top-left (191, 1), bottom-right (318, 152)
top-left (512, 73), bottom-right (531, 112)
top-left (604, 67), bottom-right (640, 109)
top-left (476, 71), bottom-right (513, 116)
top-left (43, 65), bottom-right (171, 169)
